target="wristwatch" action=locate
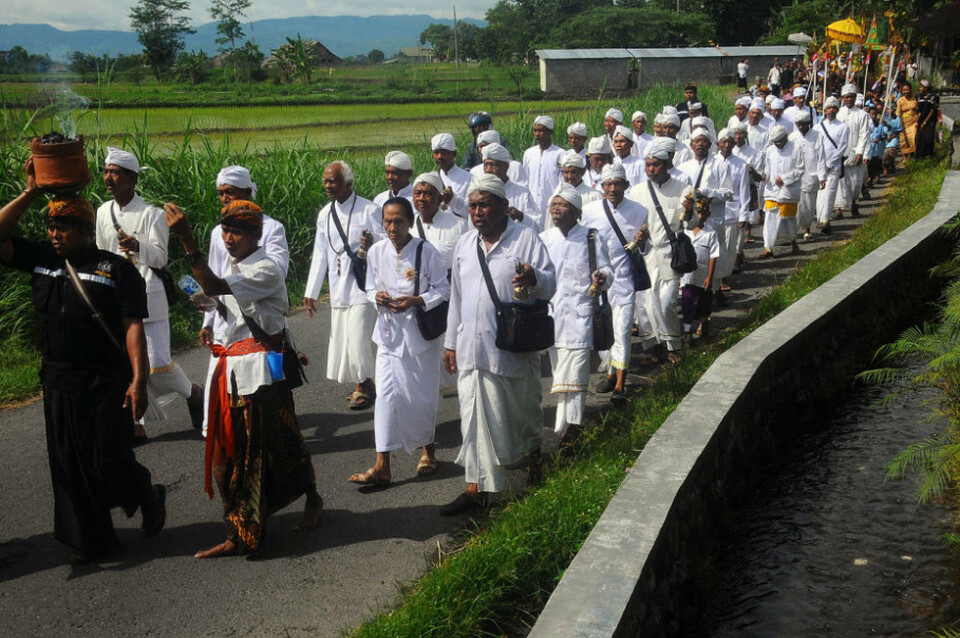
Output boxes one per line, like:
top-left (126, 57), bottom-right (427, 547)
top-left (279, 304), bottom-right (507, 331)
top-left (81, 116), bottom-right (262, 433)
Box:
top-left (184, 251), bottom-right (204, 266)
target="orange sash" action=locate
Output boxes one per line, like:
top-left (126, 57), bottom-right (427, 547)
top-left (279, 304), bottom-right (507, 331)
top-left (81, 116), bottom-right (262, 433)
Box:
top-left (205, 337), bottom-right (266, 498)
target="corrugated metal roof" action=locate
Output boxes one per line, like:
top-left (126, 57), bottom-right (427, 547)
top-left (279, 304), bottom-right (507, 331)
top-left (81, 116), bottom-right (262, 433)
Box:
top-left (536, 45), bottom-right (801, 61)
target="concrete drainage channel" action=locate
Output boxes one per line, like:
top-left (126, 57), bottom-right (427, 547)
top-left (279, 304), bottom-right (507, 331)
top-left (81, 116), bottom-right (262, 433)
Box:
top-left (528, 171), bottom-right (960, 638)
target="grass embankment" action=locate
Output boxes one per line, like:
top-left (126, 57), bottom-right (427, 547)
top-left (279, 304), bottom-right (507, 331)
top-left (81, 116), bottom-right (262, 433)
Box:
top-left (0, 63), bottom-right (545, 108)
top-left (348, 158), bottom-right (950, 635)
top-left (0, 84), bottom-right (732, 404)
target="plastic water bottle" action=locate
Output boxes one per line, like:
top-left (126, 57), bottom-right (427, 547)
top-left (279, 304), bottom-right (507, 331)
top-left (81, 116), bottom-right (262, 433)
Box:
top-left (177, 274), bottom-right (216, 311)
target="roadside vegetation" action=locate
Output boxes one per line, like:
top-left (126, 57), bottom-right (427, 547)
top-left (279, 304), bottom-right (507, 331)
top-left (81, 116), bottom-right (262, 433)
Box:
top-left (347, 125), bottom-right (951, 637)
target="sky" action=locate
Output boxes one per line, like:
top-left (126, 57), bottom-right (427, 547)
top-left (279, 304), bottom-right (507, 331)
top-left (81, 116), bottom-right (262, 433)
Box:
top-left (3, 1), bottom-right (497, 32)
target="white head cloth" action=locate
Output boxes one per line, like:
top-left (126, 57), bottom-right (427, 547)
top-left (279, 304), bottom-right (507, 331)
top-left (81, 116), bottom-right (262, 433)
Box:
top-left (216, 165), bottom-right (257, 199)
top-left (824, 96), bottom-right (840, 109)
top-left (793, 110), bottom-right (812, 123)
top-left (587, 136), bottom-right (612, 155)
top-left (732, 120), bottom-right (749, 132)
top-left (749, 98), bottom-right (765, 112)
top-left (794, 86), bottom-right (807, 97)
top-left (841, 83), bottom-right (858, 96)
top-left (560, 149), bottom-right (586, 168)
top-left (385, 150), bottom-right (412, 171)
top-left (601, 163), bottom-right (627, 183)
top-left (690, 126), bottom-right (711, 141)
top-left (653, 113), bottom-right (666, 126)
top-left (769, 125), bottom-right (788, 143)
top-left (689, 102), bottom-right (703, 111)
top-left (567, 121), bottom-right (587, 136)
top-left (482, 142), bottom-right (511, 163)
top-left (477, 130), bottom-right (502, 146)
top-left (104, 147), bottom-right (142, 173)
top-left (645, 137), bottom-right (675, 159)
top-left (770, 98), bottom-right (785, 110)
top-left (534, 115), bottom-right (555, 130)
top-left (413, 172), bottom-right (444, 194)
top-left (717, 127), bottom-right (734, 140)
top-left (765, 94), bottom-right (776, 104)
top-left (662, 113), bottom-right (681, 128)
top-left (631, 110), bottom-right (647, 123)
top-left (691, 116), bottom-right (710, 128)
top-left (614, 125), bottom-right (634, 141)
top-left (468, 173), bottom-right (507, 200)
top-left (605, 108), bottom-right (623, 123)
top-left (554, 185), bottom-right (582, 209)
top-left (431, 133), bottom-right (456, 152)
top-left (736, 96), bottom-right (752, 107)
top-left (855, 93), bottom-right (864, 107)
top-left (661, 105), bottom-right (679, 116)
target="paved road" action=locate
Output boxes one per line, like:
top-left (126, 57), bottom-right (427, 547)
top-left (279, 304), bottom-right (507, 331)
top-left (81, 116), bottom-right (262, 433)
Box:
top-left (0, 185), bottom-right (882, 637)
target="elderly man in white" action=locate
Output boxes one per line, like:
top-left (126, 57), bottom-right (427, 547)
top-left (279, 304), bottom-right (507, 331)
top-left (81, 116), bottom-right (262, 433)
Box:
top-left (373, 151), bottom-right (414, 208)
top-left (541, 186), bottom-right (613, 441)
top-left (630, 110), bottom-right (653, 159)
top-left (430, 133), bottom-right (472, 219)
top-left (410, 172), bottom-right (469, 272)
top-left (746, 99), bottom-right (771, 151)
top-left (198, 166), bottom-right (289, 436)
top-left (441, 173), bottom-right (556, 515)
top-left (469, 130), bottom-right (529, 187)
top-left (585, 135), bottom-right (614, 191)
top-left (817, 96), bottom-right (849, 234)
top-left (567, 121), bottom-right (588, 159)
top-left (581, 163), bottom-right (648, 402)
top-left (727, 95), bottom-right (752, 131)
top-left (303, 160), bottom-right (384, 410)
top-left (713, 128), bottom-right (751, 287)
top-left (612, 125), bottom-right (644, 186)
top-left (552, 150), bottom-right (601, 207)
top-left (629, 137), bottom-right (695, 364)
top-left (732, 121), bottom-right (766, 251)
top-left (95, 147), bottom-right (202, 438)
top-left (758, 125), bottom-right (806, 259)
top-left (603, 107), bottom-right (624, 144)
top-left (482, 142), bottom-right (543, 232)
top-left (790, 110), bottom-right (825, 240)
top-left (522, 115), bottom-right (565, 215)
top-left (836, 82), bottom-right (872, 219)
top-left (783, 86), bottom-right (817, 124)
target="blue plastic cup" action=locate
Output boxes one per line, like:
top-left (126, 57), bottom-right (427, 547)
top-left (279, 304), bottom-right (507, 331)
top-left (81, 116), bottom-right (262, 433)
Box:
top-left (266, 351), bottom-right (285, 381)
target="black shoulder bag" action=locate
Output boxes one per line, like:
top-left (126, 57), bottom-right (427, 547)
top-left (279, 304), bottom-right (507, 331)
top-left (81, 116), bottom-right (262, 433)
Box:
top-left (329, 198), bottom-right (368, 292)
top-left (236, 305), bottom-right (308, 390)
top-left (413, 239), bottom-right (448, 341)
top-left (648, 180), bottom-right (698, 274)
top-left (587, 229), bottom-right (614, 352)
top-left (601, 199), bottom-right (651, 291)
top-left (476, 236), bottom-right (554, 353)
top-left (110, 202), bottom-right (177, 306)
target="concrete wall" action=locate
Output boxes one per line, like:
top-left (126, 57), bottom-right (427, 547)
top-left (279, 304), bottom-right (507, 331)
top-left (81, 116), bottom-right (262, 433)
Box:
top-left (541, 58), bottom-right (632, 95)
top-left (529, 171), bottom-right (960, 637)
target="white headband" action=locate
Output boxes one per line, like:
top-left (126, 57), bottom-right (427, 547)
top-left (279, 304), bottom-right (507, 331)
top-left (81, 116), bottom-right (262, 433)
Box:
top-left (216, 165), bottom-right (257, 199)
top-left (413, 172), bottom-right (444, 194)
top-left (431, 133), bottom-right (456, 152)
top-left (104, 147), bottom-right (142, 173)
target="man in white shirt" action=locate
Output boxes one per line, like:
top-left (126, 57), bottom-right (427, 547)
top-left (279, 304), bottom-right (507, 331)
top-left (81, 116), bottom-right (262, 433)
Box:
top-left (836, 83), bottom-right (872, 218)
top-left (629, 138), bottom-right (695, 363)
top-left (678, 104), bottom-right (716, 142)
top-left (522, 115), bottom-right (565, 216)
top-left (470, 130), bottom-right (529, 188)
top-left (746, 99), bottom-right (770, 151)
top-left (373, 151), bottom-right (414, 208)
top-left (410, 172), bottom-right (469, 271)
top-left (441, 174), bottom-right (556, 515)
top-left (732, 122), bottom-right (765, 250)
top-left (713, 129), bottom-right (751, 287)
top-left (567, 121), bottom-right (588, 159)
top-left (768, 59), bottom-right (782, 96)
top-left (612, 125), bottom-right (644, 186)
top-left (585, 136), bottom-right (614, 192)
top-left (303, 161), bottom-right (383, 410)
top-left (482, 143), bottom-right (543, 232)
top-left (431, 132), bottom-right (472, 219)
top-left (541, 186), bottom-right (613, 438)
top-left (553, 150), bottom-right (601, 207)
top-left (581, 164), bottom-right (648, 401)
top-left (603, 108), bottom-right (623, 144)
top-left (768, 98), bottom-right (795, 136)
top-left (783, 86), bottom-right (817, 124)
top-left (758, 125), bottom-right (805, 258)
top-left (737, 58), bottom-right (749, 91)
top-left (817, 96), bottom-right (849, 234)
top-left (630, 110), bottom-right (653, 159)
top-left (727, 96), bottom-right (752, 131)
top-left (790, 111), bottom-right (825, 240)
top-left (95, 148), bottom-right (202, 438)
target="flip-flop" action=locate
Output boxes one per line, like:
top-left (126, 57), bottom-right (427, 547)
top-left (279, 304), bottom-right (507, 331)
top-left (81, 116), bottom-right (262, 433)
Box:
top-left (348, 392), bottom-right (374, 410)
top-left (416, 458), bottom-right (438, 476)
top-left (348, 468), bottom-right (390, 487)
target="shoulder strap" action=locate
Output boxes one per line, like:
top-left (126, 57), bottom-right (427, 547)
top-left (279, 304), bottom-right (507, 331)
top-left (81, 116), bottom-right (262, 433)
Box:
top-left (475, 235), bottom-right (503, 311)
top-left (601, 199), bottom-right (629, 247)
top-left (694, 160), bottom-right (707, 190)
top-left (415, 215), bottom-right (427, 241)
top-left (328, 203), bottom-right (357, 259)
top-left (647, 180), bottom-right (678, 242)
top-left (414, 239), bottom-right (424, 296)
top-left (108, 201), bottom-right (122, 232)
top-left (820, 121), bottom-right (839, 149)
top-left (587, 228), bottom-right (597, 274)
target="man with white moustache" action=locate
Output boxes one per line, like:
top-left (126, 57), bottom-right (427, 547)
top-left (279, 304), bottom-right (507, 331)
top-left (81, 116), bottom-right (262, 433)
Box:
top-left (523, 115), bottom-right (565, 216)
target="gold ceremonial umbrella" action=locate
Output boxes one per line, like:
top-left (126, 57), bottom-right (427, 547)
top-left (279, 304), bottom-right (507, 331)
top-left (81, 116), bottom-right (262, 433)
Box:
top-left (825, 18), bottom-right (865, 44)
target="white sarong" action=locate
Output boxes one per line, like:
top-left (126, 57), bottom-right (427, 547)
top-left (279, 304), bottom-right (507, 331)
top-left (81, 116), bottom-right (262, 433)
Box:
top-left (327, 303), bottom-right (377, 384)
top-left (601, 300), bottom-right (635, 373)
top-left (143, 318), bottom-right (192, 423)
top-left (548, 347), bottom-right (590, 436)
top-left (374, 343), bottom-right (441, 453)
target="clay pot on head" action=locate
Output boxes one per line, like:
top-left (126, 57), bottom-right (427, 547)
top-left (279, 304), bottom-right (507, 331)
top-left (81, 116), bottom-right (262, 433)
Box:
top-left (29, 136), bottom-right (90, 195)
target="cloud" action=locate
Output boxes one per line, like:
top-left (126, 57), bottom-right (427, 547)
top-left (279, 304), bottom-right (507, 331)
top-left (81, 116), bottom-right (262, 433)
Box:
top-left (3, 1), bottom-right (495, 32)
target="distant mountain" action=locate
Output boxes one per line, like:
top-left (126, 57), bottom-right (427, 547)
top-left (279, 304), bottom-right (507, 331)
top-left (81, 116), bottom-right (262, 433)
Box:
top-left (0, 14), bottom-right (485, 62)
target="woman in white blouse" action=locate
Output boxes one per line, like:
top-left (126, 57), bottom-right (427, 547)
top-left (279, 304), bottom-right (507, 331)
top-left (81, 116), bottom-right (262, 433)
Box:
top-left (350, 197), bottom-right (451, 486)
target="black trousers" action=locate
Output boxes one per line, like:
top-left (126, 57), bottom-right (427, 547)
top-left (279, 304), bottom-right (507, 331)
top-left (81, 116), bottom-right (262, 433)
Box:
top-left (43, 383), bottom-right (153, 554)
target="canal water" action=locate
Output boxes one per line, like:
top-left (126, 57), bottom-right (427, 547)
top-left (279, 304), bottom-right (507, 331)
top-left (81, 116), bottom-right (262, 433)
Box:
top-left (688, 370), bottom-right (960, 637)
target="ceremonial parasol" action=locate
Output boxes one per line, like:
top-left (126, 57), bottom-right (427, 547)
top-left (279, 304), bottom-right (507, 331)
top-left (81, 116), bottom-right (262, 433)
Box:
top-left (825, 18), bottom-right (864, 44)
top-left (788, 32), bottom-right (814, 45)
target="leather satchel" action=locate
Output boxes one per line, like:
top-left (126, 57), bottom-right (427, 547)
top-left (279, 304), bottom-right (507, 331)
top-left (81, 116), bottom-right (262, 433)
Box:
top-left (647, 180), bottom-right (698, 274)
top-left (587, 229), bottom-right (614, 352)
top-left (413, 239), bottom-right (448, 341)
top-left (476, 237), bottom-right (554, 353)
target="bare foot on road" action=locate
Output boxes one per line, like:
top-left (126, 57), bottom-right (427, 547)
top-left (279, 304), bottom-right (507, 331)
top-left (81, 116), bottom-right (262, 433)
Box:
top-left (194, 539), bottom-right (238, 559)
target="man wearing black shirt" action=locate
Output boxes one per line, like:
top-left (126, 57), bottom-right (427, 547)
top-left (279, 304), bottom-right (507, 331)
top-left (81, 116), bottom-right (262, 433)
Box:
top-left (0, 162), bottom-right (165, 563)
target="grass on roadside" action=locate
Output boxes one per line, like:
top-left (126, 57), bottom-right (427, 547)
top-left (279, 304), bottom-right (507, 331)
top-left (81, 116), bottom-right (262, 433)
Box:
top-left (348, 153), bottom-right (950, 637)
